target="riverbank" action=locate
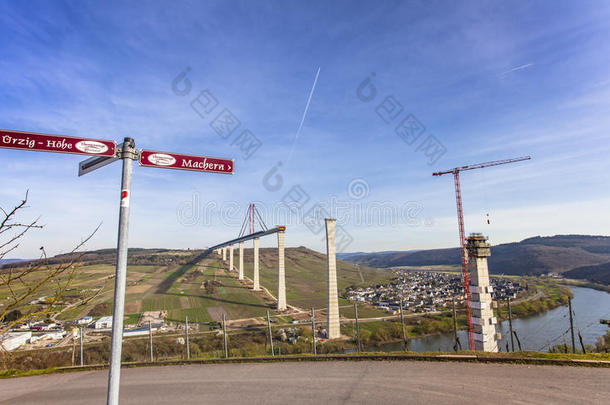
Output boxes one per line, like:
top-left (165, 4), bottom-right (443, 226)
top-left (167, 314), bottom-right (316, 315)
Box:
top-left (558, 277), bottom-right (610, 293)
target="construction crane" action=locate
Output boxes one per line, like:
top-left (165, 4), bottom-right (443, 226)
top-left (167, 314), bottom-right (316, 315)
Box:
top-left (433, 155), bottom-right (531, 350)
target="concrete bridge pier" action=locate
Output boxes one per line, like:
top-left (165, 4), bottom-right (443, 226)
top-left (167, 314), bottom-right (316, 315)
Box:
top-left (325, 218), bottom-right (340, 339)
top-left (467, 233), bottom-right (498, 352)
top-left (253, 237), bottom-right (260, 291)
top-left (229, 245), bottom-right (234, 272)
top-left (238, 242), bottom-right (244, 280)
top-left (222, 247), bottom-right (226, 261)
top-left (277, 229), bottom-right (286, 311)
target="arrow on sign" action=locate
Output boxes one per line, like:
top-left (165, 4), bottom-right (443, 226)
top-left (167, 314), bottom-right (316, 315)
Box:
top-left (139, 150), bottom-right (234, 174)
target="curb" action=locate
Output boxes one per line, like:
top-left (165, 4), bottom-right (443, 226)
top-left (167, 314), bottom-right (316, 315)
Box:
top-left (53, 353), bottom-right (610, 374)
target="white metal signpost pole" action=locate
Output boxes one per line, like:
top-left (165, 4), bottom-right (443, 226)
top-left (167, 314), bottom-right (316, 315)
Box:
top-left (106, 138), bottom-right (137, 405)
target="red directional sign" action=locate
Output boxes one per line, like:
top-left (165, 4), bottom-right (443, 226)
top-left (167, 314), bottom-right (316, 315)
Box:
top-left (0, 129), bottom-right (116, 157)
top-left (139, 150), bottom-right (234, 174)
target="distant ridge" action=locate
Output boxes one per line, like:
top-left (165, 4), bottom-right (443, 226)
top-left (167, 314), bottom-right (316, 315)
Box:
top-left (336, 250), bottom-right (418, 260)
top-left (564, 262), bottom-right (610, 285)
top-left (0, 258), bottom-right (27, 268)
top-left (341, 235), bottom-right (610, 284)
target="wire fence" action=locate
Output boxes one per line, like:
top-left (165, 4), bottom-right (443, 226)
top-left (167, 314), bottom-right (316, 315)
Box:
top-left (5, 299), bottom-right (608, 373)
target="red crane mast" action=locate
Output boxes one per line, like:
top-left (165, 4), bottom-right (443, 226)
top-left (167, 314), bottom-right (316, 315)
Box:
top-left (433, 156), bottom-right (531, 350)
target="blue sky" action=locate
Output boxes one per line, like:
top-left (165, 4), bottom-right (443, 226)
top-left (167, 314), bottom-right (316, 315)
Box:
top-left (1, 0), bottom-right (610, 258)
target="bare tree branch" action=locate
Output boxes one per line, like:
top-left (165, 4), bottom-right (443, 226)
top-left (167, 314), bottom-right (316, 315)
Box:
top-left (0, 192), bottom-right (103, 363)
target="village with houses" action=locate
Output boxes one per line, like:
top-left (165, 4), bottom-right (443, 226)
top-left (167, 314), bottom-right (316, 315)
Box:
top-left (1, 311), bottom-right (169, 352)
top-left (344, 270), bottom-right (524, 313)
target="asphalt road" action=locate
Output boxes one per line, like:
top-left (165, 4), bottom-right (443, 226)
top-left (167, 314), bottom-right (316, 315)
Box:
top-left (1, 361), bottom-right (608, 404)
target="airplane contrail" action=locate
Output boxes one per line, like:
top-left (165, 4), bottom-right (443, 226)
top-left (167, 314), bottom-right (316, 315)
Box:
top-left (287, 67), bottom-right (321, 163)
top-left (500, 63), bottom-right (534, 76)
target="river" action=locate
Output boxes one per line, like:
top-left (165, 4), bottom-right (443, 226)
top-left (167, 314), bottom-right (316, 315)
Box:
top-left (368, 286), bottom-right (610, 353)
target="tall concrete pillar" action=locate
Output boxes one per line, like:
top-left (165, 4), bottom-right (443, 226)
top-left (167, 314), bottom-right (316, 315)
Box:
top-left (467, 233), bottom-right (498, 352)
top-left (238, 242), bottom-right (244, 280)
top-left (253, 238), bottom-right (260, 291)
top-left (229, 245), bottom-right (234, 272)
top-left (222, 247), bottom-right (226, 261)
top-left (325, 219), bottom-right (340, 339)
top-left (277, 230), bottom-right (286, 311)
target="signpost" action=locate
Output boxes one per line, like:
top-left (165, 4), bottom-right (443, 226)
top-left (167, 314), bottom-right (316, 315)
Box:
top-left (1, 129), bottom-right (116, 156)
top-left (1, 128), bottom-right (234, 405)
top-left (139, 149), bottom-right (234, 174)
top-left (106, 138), bottom-right (136, 405)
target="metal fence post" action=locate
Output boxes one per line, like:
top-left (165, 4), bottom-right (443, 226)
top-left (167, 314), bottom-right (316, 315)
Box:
top-left (568, 297), bottom-right (576, 354)
top-left (80, 326), bottom-right (84, 366)
top-left (354, 303), bottom-right (361, 353)
top-left (399, 298), bottom-right (407, 351)
top-left (185, 316), bottom-right (190, 360)
top-left (507, 298), bottom-right (515, 352)
top-left (311, 307), bottom-right (316, 355)
top-left (222, 313), bottom-right (228, 359)
top-left (267, 310), bottom-right (274, 356)
top-left (452, 299), bottom-right (459, 352)
top-left (149, 320), bottom-right (153, 362)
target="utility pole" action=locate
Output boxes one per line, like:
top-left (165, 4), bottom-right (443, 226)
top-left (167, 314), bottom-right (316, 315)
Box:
top-left (267, 310), bottom-right (274, 356)
top-left (222, 313), bottom-right (228, 359)
top-left (399, 298), bottom-right (407, 351)
top-left (507, 298), bottom-right (515, 352)
top-left (107, 138), bottom-right (137, 405)
top-left (185, 316), bottom-right (190, 360)
top-left (149, 320), bottom-right (153, 362)
top-left (311, 307), bottom-right (317, 355)
top-left (354, 303), bottom-right (361, 353)
top-left (568, 297), bottom-right (576, 354)
top-left (452, 299), bottom-right (459, 352)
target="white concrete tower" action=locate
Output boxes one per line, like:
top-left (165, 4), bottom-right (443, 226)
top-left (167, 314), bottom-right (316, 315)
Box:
top-left (229, 245), bottom-right (234, 272)
top-left (325, 219), bottom-right (341, 339)
top-left (253, 237), bottom-right (260, 291)
top-left (467, 233), bottom-right (498, 352)
top-left (277, 229), bottom-right (287, 311)
top-left (238, 242), bottom-right (244, 280)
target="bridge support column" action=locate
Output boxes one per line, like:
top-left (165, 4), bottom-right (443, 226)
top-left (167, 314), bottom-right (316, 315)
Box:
top-left (238, 242), bottom-right (244, 280)
top-left (222, 247), bottom-right (226, 261)
top-left (325, 219), bottom-right (340, 339)
top-left (229, 245), bottom-right (234, 272)
top-left (253, 238), bottom-right (260, 291)
top-left (277, 230), bottom-right (286, 311)
top-left (467, 233), bottom-right (498, 352)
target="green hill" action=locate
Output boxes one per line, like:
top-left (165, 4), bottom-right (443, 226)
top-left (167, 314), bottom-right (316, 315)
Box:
top-left (564, 262), bottom-right (610, 285)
